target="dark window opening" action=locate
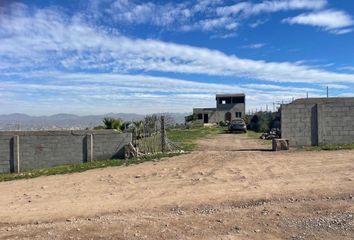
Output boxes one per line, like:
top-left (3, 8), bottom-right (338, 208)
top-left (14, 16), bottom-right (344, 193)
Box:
top-left (219, 97), bottom-right (232, 104)
top-left (218, 96), bottom-right (244, 104)
top-left (235, 112), bottom-right (242, 118)
top-left (203, 114), bottom-right (209, 123)
top-left (232, 96), bottom-right (245, 104)
top-left (197, 114), bottom-right (203, 119)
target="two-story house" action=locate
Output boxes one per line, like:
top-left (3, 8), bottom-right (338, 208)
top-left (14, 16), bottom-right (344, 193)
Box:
top-left (193, 93), bottom-right (245, 124)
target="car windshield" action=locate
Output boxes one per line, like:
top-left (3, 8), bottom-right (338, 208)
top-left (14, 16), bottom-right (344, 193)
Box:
top-left (231, 119), bottom-right (244, 124)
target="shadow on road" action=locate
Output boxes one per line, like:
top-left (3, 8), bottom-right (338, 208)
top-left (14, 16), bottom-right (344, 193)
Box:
top-left (232, 148), bottom-right (272, 152)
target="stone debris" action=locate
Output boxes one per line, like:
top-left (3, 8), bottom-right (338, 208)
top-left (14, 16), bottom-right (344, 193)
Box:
top-left (260, 128), bottom-right (281, 140)
top-left (282, 211), bottom-right (354, 233)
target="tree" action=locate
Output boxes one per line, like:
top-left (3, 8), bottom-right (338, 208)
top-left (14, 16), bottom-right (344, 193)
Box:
top-left (185, 114), bottom-right (196, 123)
top-left (93, 125), bottom-right (105, 130)
top-left (132, 120), bottom-right (144, 138)
top-left (102, 117), bottom-right (124, 131)
top-left (243, 115), bottom-right (250, 126)
top-left (249, 114), bottom-right (260, 131)
top-left (247, 110), bottom-right (281, 133)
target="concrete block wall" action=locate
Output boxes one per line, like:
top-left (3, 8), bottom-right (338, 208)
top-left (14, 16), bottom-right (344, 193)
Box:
top-left (0, 136), bottom-right (13, 173)
top-left (93, 133), bottom-right (129, 160)
top-left (318, 103), bottom-right (354, 145)
top-left (0, 130), bottom-right (132, 173)
top-left (18, 134), bottom-right (85, 171)
top-left (281, 103), bottom-right (316, 146)
top-left (282, 98), bottom-right (354, 146)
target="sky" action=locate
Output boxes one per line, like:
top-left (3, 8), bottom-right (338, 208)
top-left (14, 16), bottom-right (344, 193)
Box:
top-left (0, 0), bottom-right (354, 115)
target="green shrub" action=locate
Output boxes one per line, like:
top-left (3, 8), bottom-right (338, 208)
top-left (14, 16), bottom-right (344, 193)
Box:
top-left (247, 111), bottom-right (280, 133)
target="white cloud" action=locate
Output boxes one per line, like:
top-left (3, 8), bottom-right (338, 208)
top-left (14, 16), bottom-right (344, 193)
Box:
top-left (196, 17), bottom-right (239, 31)
top-left (338, 66), bottom-right (354, 72)
top-left (249, 19), bottom-right (269, 28)
top-left (242, 43), bottom-right (266, 49)
top-left (106, 0), bottom-right (192, 27)
top-left (1, 4), bottom-right (354, 86)
top-left (210, 32), bottom-right (237, 39)
top-left (283, 10), bottom-right (354, 34)
top-left (321, 84), bottom-right (349, 89)
top-left (216, 0), bottom-right (327, 16)
top-left (329, 28), bottom-right (353, 35)
top-left (0, 71), bottom-right (328, 114)
top-left (241, 83), bottom-right (321, 92)
top-left (0, 1), bottom-right (353, 115)
top-left (87, 0), bottom-right (330, 33)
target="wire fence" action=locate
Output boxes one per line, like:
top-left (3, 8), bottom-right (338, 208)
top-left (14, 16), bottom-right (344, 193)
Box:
top-left (128, 115), bottom-right (180, 157)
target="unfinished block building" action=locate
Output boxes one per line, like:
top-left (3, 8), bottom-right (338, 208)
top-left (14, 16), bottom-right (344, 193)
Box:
top-left (193, 93), bottom-right (245, 124)
top-left (281, 97), bottom-right (354, 146)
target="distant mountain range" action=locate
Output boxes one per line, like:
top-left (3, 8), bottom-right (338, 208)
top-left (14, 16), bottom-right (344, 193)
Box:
top-left (0, 113), bottom-right (189, 131)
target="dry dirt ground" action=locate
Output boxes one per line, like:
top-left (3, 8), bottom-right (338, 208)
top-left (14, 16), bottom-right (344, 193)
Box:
top-left (0, 133), bottom-right (353, 240)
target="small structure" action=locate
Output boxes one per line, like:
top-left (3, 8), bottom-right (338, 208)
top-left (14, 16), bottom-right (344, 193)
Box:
top-left (281, 97), bottom-right (354, 146)
top-left (272, 139), bottom-right (289, 151)
top-left (193, 93), bottom-right (245, 124)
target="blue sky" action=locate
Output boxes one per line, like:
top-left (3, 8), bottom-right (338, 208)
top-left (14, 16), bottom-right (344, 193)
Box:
top-left (0, 0), bottom-right (354, 115)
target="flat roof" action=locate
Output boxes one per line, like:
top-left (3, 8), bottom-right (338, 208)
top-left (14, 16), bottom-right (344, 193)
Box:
top-left (193, 108), bottom-right (216, 111)
top-left (289, 97), bottom-right (354, 105)
top-left (215, 93), bottom-right (245, 98)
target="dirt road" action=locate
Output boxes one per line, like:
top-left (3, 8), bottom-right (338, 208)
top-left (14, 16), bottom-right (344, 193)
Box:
top-left (0, 134), bottom-right (353, 239)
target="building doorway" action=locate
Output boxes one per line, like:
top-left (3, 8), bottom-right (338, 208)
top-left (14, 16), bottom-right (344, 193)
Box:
top-left (203, 114), bottom-right (209, 123)
top-left (225, 112), bottom-right (231, 123)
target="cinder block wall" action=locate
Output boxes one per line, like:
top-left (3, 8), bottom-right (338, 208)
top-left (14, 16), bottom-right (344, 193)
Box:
top-left (281, 98), bottom-right (354, 146)
top-left (0, 136), bottom-right (13, 173)
top-left (0, 130), bottom-right (132, 173)
top-left (281, 103), bottom-right (316, 146)
top-left (318, 102), bottom-right (354, 145)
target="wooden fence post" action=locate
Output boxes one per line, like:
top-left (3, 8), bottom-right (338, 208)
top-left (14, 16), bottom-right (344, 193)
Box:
top-left (161, 116), bottom-right (165, 152)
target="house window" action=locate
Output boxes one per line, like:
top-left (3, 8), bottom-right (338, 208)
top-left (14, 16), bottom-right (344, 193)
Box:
top-left (219, 97), bottom-right (232, 104)
top-left (235, 112), bottom-right (242, 118)
top-left (197, 114), bottom-right (203, 119)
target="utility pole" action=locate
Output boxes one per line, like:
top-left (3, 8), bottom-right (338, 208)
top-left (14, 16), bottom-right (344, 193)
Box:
top-left (306, 92), bottom-right (309, 98)
top-left (326, 86), bottom-right (329, 98)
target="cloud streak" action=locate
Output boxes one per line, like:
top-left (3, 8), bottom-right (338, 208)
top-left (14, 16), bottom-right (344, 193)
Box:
top-left (1, 3), bottom-right (354, 85)
top-left (86, 0), bottom-right (345, 34)
top-left (216, 0), bottom-right (327, 16)
top-left (0, 71), bottom-right (326, 115)
top-left (0, 1), bottom-right (353, 115)
top-left (283, 10), bottom-right (354, 34)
